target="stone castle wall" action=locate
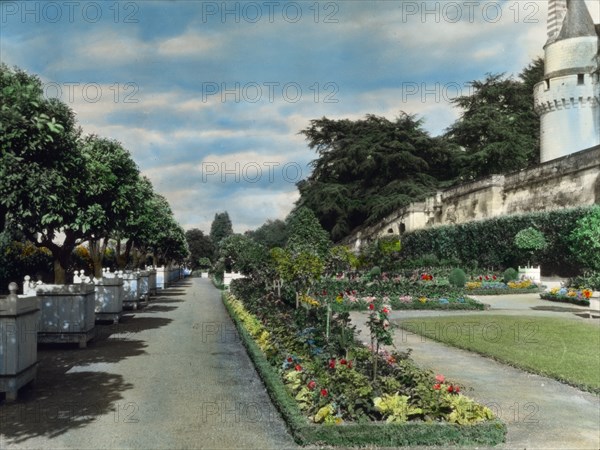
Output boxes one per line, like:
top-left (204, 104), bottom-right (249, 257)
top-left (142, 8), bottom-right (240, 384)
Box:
top-left (346, 145), bottom-right (600, 250)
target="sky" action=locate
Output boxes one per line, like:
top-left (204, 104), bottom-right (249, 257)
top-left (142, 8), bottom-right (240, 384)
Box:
top-left (1, 0), bottom-right (599, 234)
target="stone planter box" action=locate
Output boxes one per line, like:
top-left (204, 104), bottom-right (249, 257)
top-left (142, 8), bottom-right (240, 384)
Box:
top-left (224, 272), bottom-right (245, 287)
top-left (518, 266), bottom-right (541, 284)
top-left (35, 283), bottom-right (96, 348)
top-left (156, 266), bottom-right (167, 290)
top-left (138, 270), bottom-right (150, 307)
top-left (121, 271), bottom-right (141, 310)
top-left (0, 283), bottom-right (40, 401)
top-left (147, 268), bottom-right (157, 296)
top-left (94, 277), bottom-right (124, 324)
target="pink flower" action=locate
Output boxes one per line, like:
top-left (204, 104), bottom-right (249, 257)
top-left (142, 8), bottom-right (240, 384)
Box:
top-left (382, 307), bottom-right (390, 314)
top-left (329, 359), bottom-right (336, 369)
top-left (435, 374), bottom-right (445, 383)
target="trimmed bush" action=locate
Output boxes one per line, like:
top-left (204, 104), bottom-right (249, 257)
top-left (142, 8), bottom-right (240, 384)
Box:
top-left (502, 268), bottom-right (519, 283)
top-left (448, 268), bottom-right (467, 287)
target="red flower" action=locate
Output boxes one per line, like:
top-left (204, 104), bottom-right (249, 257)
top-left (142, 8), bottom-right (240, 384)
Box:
top-left (295, 364), bottom-right (302, 372)
top-left (454, 386), bottom-right (460, 393)
top-left (340, 359), bottom-right (347, 365)
top-left (287, 357), bottom-right (293, 363)
top-left (368, 303), bottom-right (375, 310)
top-left (485, 275), bottom-right (490, 281)
top-left (307, 380), bottom-right (316, 390)
top-left (447, 385), bottom-right (454, 393)
top-left (322, 290), bottom-right (327, 295)
top-left (382, 307), bottom-right (390, 314)
top-left (320, 388), bottom-right (328, 397)
top-left (492, 275), bottom-right (497, 280)
top-left (328, 359), bottom-right (336, 369)
top-left (479, 276), bottom-right (483, 281)
top-left (347, 361), bottom-right (353, 369)
top-left (433, 384), bottom-right (441, 390)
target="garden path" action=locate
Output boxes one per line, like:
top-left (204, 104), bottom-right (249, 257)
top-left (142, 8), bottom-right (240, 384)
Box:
top-left (0, 278), bottom-right (297, 450)
top-left (350, 294), bottom-right (600, 450)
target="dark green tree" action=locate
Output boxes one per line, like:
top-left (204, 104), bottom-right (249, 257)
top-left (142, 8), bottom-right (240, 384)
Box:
top-left (209, 211), bottom-right (234, 251)
top-left (297, 113), bottom-right (458, 240)
top-left (445, 59), bottom-right (544, 180)
top-left (185, 228), bottom-right (215, 269)
top-left (246, 219), bottom-right (289, 249)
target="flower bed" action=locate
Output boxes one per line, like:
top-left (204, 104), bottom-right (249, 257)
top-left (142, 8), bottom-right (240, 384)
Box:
top-left (314, 276), bottom-right (486, 310)
top-left (223, 290), bottom-right (506, 447)
top-left (539, 287), bottom-right (592, 307)
top-left (465, 279), bottom-right (542, 295)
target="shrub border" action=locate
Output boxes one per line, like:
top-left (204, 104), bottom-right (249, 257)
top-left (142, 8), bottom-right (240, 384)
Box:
top-left (466, 287), bottom-right (543, 296)
top-left (222, 293), bottom-right (507, 447)
top-left (539, 293), bottom-right (590, 307)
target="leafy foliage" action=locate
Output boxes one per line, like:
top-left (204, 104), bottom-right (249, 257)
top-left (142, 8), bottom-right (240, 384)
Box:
top-left (210, 212), bottom-right (234, 251)
top-left (185, 228), bottom-right (215, 269)
top-left (568, 206), bottom-right (600, 272)
top-left (297, 113), bottom-right (458, 240)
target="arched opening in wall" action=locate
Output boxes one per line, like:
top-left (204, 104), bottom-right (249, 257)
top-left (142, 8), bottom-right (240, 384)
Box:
top-left (400, 223), bottom-right (406, 234)
top-left (387, 228), bottom-right (394, 234)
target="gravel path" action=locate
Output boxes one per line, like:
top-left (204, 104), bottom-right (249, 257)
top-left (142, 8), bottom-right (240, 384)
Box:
top-left (0, 278), bottom-right (298, 450)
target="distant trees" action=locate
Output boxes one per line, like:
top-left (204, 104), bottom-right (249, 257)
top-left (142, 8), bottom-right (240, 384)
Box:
top-left (185, 228), bottom-right (215, 269)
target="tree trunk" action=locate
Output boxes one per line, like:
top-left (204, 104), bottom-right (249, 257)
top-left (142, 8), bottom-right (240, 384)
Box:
top-left (89, 238), bottom-right (104, 279)
top-left (53, 259), bottom-right (67, 285)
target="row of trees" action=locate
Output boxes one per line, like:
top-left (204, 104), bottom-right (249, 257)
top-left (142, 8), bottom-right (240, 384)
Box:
top-left (296, 59), bottom-right (545, 241)
top-left (0, 64), bottom-right (188, 284)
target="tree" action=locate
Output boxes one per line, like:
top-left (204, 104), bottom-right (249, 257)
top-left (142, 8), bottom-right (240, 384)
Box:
top-left (445, 59), bottom-right (544, 181)
top-left (1, 64), bottom-right (87, 283)
top-left (514, 227), bottom-right (547, 267)
top-left (218, 234), bottom-right (268, 278)
top-left (286, 207), bottom-right (331, 258)
top-left (185, 228), bottom-right (215, 269)
top-left (209, 211), bottom-right (233, 254)
top-left (568, 206), bottom-right (600, 272)
top-left (298, 113), bottom-right (458, 240)
top-left (79, 135), bottom-right (141, 277)
top-left (246, 219), bottom-right (289, 249)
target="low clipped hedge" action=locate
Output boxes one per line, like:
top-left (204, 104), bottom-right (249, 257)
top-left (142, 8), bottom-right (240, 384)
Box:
top-left (223, 293), bottom-right (506, 447)
top-left (466, 287), bottom-right (543, 296)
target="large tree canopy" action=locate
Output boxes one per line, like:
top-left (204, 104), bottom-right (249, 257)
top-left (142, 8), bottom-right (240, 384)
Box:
top-left (297, 113), bottom-right (458, 240)
top-left (445, 58), bottom-right (544, 181)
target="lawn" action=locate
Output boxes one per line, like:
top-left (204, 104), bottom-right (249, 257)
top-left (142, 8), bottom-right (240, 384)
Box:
top-left (397, 315), bottom-right (600, 394)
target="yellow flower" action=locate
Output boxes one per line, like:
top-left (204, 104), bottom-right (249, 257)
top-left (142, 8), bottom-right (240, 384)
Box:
top-left (419, 297), bottom-right (427, 304)
top-left (550, 287), bottom-right (560, 295)
top-left (465, 282), bottom-right (482, 290)
top-left (567, 290), bottom-right (577, 298)
top-left (335, 294), bottom-right (344, 304)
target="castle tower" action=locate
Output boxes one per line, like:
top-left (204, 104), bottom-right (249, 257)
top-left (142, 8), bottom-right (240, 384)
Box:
top-left (534, 0), bottom-right (600, 163)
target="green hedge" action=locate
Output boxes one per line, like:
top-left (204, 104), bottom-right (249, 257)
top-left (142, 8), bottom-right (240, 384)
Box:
top-left (223, 293), bottom-right (506, 447)
top-left (400, 206), bottom-right (594, 276)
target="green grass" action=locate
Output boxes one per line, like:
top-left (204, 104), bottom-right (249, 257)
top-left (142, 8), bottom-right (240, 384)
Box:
top-left (398, 315), bottom-right (600, 394)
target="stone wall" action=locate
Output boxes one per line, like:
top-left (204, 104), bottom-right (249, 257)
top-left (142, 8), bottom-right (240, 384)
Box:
top-left (346, 145), bottom-right (600, 250)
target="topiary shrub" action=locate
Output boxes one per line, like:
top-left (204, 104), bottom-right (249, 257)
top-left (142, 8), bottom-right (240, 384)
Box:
top-left (369, 266), bottom-right (382, 279)
top-left (514, 227), bottom-right (547, 267)
top-left (448, 268), bottom-right (467, 287)
top-left (503, 268), bottom-right (519, 283)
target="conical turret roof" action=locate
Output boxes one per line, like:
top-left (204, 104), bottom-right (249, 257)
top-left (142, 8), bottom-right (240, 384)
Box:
top-left (556, 0), bottom-right (598, 40)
